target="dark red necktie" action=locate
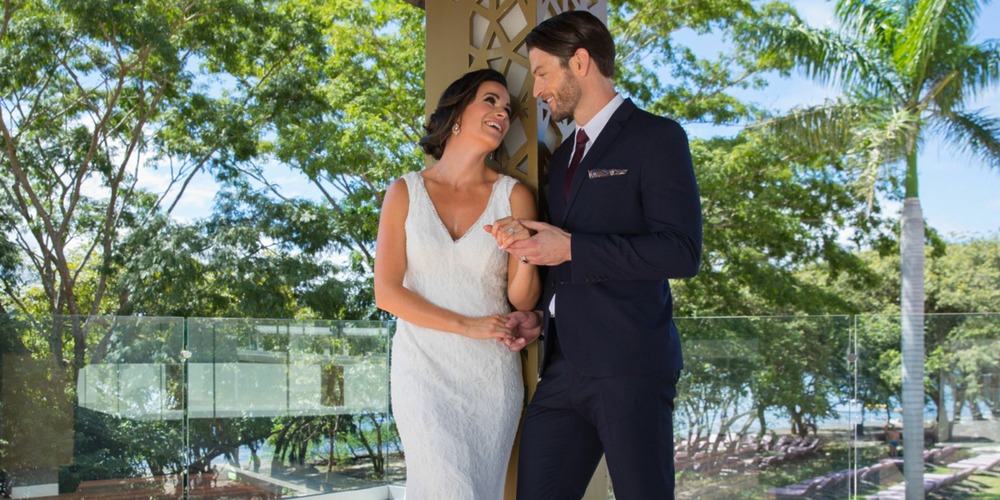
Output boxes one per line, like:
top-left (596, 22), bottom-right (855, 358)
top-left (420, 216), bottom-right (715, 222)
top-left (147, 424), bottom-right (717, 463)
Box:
top-left (563, 128), bottom-right (589, 199)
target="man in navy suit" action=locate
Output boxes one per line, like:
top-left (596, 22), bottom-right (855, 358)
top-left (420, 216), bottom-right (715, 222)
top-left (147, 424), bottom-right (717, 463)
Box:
top-left (498, 9), bottom-right (702, 499)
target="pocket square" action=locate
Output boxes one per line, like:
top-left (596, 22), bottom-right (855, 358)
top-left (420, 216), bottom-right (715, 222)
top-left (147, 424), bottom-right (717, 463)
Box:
top-left (588, 169), bottom-right (628, 179)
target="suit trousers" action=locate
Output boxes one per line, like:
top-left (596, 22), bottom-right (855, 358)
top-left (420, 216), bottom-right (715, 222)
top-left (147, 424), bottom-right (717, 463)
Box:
top-left (516, 322), bottom-right (679, 500)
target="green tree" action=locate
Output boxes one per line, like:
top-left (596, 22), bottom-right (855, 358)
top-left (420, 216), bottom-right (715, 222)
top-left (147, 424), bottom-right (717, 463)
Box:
top-left (0, 0), bottom-right (330, 368)
top-left (677, 315), bottom-right (851, 450)
top-left (803, 237), bottom-right (1000, 449)
top-left (751, 1), bottom-right (1000, 492)
top-left (676, 130), bottom-right (894, 317)
top-left (261, 0), bottom-right (426, 278)
top-left (115, 195), bottom-right (352, 321)
top-left (611, 0), bottom-right (797, 126)
top-left (926, 238), bottom-right (1000, 436)
top-left (928, 237), bottom-right (1000, 314)
top-left (0, 1), bottom-right (337, 491)
top-left (171, 0), bottom-right (428, 325)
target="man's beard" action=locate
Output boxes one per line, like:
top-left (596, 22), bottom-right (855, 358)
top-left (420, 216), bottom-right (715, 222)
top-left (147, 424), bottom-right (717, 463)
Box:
top-left (550, 73), bottom-right (582, 123)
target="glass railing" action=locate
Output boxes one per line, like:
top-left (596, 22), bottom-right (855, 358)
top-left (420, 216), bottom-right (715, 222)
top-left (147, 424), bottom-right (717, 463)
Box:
top-left (850, 313), bottom-right (1000, 500)
top-left (670, 315), bottom-right (857, 499)
top-left (2, 314), bottom-right (998, 499)
top-left (1, 316), bottom-right (395, 499)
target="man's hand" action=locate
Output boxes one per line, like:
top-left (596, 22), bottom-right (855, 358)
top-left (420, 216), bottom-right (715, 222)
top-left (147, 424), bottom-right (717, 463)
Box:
top-left (503, 310), bottom-right (543, 352)
top-left (505, 219), bottom-right (572, 266)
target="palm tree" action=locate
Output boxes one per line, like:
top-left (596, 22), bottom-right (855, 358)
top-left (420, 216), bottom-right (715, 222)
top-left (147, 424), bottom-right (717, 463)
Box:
top-left (751, 0), bottom-right (1000, 496)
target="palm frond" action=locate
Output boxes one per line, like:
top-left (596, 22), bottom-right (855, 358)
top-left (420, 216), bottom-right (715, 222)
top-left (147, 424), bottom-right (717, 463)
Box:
top-left (935, 0), bottom-right (981, 46)
top-left (835, 0), bottom-right (901, 51)
top-left (897, 0), bottom-right (982, 83)
top-left (752, 100), bottom-right (874, 153)
top-left (850, 108), bottom-right (919, 210)
top-left (937, 110), bottom-right (1000, 170)
top-left (897, 0), bottom-right (951, 81)
top-left (920, 35), bottom-right (998, 120)
top-left (952, 40), bottom-right (1000, 100)
top-left (755, 99), bottom-right (916, 213)
top-left (747, 20), bottom-right (895, 95)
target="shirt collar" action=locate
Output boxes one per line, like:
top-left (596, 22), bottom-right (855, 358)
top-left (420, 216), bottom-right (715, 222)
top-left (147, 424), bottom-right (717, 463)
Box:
top-left (577, 93), bottom-right (624, 149)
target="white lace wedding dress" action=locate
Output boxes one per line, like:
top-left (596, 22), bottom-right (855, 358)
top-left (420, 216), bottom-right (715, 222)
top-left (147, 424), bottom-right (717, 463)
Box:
top-left (390, 171), bottom-right (523, 500)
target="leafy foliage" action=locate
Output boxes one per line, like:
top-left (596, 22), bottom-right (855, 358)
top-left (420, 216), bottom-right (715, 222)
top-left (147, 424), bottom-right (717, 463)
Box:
top-left (611, 0), bottom-right (799, 125)
top-left (803, 237), bottom-right (1000, 429)
top-left (676, 130), bottom-right (895, 317)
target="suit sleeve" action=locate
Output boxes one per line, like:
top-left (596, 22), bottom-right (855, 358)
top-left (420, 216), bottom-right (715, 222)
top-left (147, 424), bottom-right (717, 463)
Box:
top-left (570, 118), bottom-right (702, 282)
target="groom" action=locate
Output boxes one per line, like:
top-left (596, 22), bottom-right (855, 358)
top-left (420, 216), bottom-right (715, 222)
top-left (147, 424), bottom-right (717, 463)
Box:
top-left (503, 10), bottom-right (702, 499)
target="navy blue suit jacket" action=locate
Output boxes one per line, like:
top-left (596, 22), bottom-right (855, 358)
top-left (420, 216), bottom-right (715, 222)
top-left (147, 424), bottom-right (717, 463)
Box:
top-left (541, 98), bottom-right (702, 378)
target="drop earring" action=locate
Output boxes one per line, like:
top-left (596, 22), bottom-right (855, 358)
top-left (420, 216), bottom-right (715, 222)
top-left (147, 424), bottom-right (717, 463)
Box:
top-left (452, 123), bottom-right (460, 135)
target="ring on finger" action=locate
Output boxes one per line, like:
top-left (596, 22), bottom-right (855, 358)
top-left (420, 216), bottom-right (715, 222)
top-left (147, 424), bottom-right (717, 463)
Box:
top-left (507, 226), bottom-right (516, 235)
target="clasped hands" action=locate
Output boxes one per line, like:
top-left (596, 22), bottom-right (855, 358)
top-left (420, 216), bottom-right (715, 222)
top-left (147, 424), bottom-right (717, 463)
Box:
top-left (483, 216), bottom-right (572, 266)
top-left (477, 216), bottom-right (570, 352)
top-left (467, 310), bottom-right (542, 352)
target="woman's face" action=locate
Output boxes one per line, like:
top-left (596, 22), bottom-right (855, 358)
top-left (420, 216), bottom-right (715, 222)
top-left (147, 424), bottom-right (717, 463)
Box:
top-left (454, 80), bottom-right (511, 151)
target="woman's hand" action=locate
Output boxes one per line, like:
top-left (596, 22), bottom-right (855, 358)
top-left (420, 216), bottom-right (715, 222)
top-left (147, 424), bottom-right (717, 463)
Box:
top-left (484, 216), bottom-right (532, 252)
top-left (461, 314), bottom-right (514, 341)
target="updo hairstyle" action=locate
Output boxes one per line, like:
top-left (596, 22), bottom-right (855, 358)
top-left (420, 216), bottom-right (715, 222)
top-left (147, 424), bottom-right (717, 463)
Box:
top-left (419, 68), bottom-right (509, 160)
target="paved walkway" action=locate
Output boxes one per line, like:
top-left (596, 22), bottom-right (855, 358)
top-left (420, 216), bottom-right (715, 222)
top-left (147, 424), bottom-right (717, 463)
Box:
top-left (865, 448), bottom-right (1000, 500)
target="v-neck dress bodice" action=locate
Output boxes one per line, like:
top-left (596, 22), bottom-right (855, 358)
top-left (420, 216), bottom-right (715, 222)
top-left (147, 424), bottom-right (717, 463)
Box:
top-left (390, 171), bottom-right (522, 499)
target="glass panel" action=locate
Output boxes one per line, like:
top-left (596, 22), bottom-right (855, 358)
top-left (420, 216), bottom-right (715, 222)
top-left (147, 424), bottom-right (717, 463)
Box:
top-left (0, 315), bottom-right (185, 498)
top-left (855, 313), bottom-right (1000, 498)
top-left (670, 316), bottom-right (855, 499)
top-left (5, 313), bottom-right (991, 498)
top-left (850, 314), bottom-right (904, 497)
top-left (185, 318), bottom-right (394, 498)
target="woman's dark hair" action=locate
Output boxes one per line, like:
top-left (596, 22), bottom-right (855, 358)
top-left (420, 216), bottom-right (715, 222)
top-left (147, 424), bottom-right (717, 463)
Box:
top-left (419, 68), bottom-right (508, 160)
top-left (525, 10), bottom-right (615, 78)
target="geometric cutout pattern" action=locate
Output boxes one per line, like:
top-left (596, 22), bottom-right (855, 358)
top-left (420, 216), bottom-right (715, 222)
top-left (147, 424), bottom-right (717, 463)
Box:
top-left (439, 0), bottom-right (607, 192)
top-left (466, 0), bottom-right (535, 185)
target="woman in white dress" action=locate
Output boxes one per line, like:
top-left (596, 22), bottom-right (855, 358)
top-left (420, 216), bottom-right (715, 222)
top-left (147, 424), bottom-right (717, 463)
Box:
top-left (374, 69), bottom-right (541, 499)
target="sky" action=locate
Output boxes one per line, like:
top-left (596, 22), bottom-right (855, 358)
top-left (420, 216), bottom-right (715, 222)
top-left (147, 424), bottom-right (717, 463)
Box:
top-left (148, 0), bottom-right (1000, 240)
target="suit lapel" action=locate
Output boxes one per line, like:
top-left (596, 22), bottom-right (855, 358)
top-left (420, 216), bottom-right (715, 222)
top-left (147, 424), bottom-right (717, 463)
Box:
top-left (560, 99), bottom-right (637, 222)
top-left (548, 145), bottom-right (571, 224)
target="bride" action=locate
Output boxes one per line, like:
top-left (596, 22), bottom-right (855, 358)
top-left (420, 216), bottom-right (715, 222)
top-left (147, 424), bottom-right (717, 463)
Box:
top-left (374, 68), bottom-right (541, 499)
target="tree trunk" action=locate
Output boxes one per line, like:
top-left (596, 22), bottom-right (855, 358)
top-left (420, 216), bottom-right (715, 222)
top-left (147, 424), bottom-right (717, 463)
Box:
top-left (900, 197), bottom-right (925, 500)
top-left (937, 371), bottom-right (951, 441)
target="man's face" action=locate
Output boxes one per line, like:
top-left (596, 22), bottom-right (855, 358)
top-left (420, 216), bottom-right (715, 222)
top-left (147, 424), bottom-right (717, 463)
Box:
top-left (529, 48), bottom-right (582, 123)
